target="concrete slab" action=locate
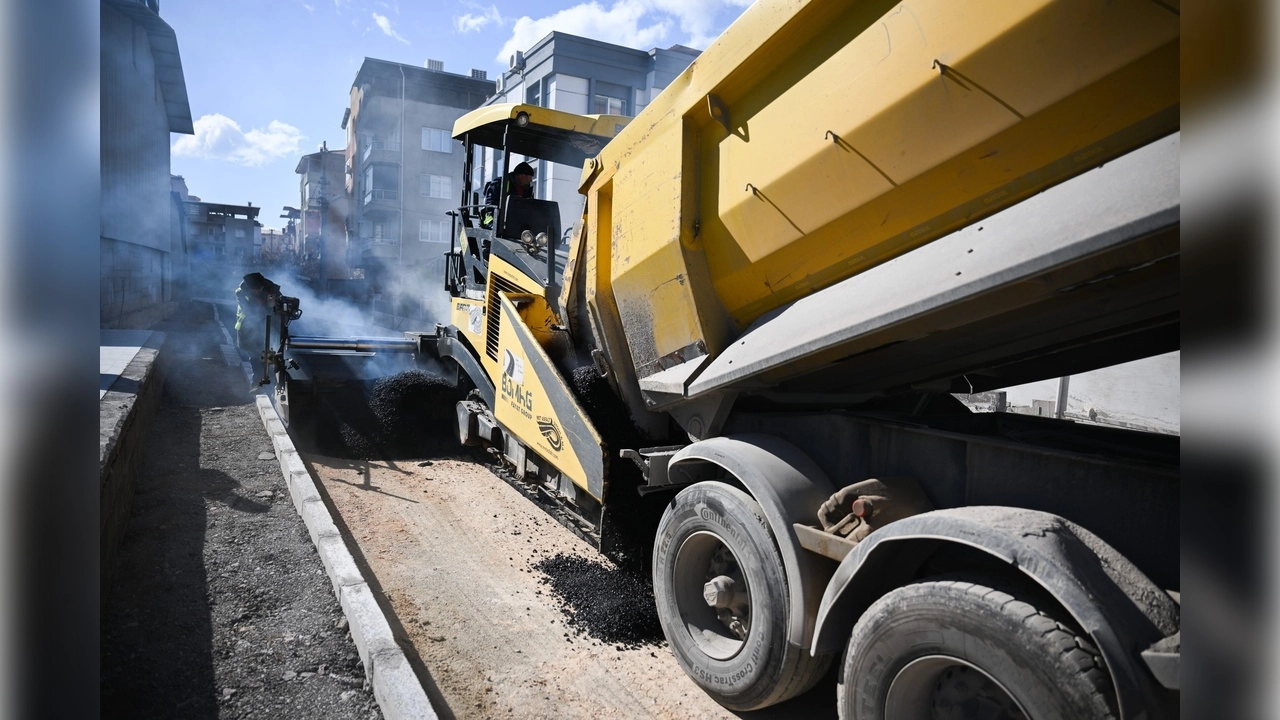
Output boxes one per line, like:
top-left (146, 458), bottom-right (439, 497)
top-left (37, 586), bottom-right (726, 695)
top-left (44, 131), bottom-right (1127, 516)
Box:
top-left (100, 329), bottom-right (156, 399)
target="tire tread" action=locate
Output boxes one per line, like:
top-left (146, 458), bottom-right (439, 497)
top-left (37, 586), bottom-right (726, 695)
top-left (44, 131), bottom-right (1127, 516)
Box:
top-left (949, 579), bottom-right (1113, 709)
top-left (837, 578), bottom-right (1117, 719)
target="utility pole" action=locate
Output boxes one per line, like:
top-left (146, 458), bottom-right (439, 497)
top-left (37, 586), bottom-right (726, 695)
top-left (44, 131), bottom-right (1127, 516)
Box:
top-left (316, 141), bottom-right (331, 295)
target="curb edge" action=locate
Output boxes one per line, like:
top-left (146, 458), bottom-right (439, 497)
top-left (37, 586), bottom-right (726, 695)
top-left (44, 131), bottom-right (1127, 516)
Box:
top-left (254, 395), bottom-right (439, 720)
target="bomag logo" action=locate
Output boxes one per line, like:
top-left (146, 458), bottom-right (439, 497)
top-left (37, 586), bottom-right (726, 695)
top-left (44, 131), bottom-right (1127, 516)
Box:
top-left (502, 349), bottom-right (525, 383)
top-left (501, 349), bottom-right (534, 415)
top-left (536, 415), bottom-right (563, 452)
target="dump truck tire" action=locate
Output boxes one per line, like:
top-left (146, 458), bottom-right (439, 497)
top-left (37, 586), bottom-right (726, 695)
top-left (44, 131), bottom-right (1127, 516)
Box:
top-left (653, 482), bottom-right (831, 711)
top-left (837, 578), bottom-right (1117, 720)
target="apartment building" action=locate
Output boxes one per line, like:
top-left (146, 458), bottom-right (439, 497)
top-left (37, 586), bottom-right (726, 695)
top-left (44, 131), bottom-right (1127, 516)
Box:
top-left (259, 229), bottom-right (294, 259)
top-left (481, 33), bottom-right (700, 237)
top-left (296, 145), bottom-right (349, 280)
top-left (341, 58), bottom-right (493, 284)
top-left (184, 201), bottom-right (261, 263)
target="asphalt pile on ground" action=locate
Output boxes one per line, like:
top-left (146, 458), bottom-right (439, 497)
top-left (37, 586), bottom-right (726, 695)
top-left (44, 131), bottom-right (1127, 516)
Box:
top-left (531, 553), bottom-right (664, 648)
top-left (296, 370), bottom-right (465, 460)
top-left (369, 370), bottom-right (459, 430)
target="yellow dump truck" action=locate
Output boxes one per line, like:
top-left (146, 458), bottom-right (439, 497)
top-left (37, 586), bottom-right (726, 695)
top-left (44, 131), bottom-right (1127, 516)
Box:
top-left (278, 1), bottom-right (1180, 716)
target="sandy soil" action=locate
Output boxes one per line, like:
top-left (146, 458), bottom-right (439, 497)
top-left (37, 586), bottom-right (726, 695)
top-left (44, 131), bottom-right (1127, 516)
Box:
top-left (303, 454), bottom-right (838, 719)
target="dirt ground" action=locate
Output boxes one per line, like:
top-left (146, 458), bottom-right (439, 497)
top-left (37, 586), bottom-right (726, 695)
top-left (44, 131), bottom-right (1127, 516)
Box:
top-left (101, 302), bottom-right (380, 719)
top-left (304, 453), bottom-right (838, 719)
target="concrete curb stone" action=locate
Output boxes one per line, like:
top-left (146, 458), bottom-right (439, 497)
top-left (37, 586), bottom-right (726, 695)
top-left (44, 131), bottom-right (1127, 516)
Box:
top-left (263, 414), bottom-right (287, 441)
top-left (287, 470), bottom-right (323, 515)
top-left (370, 650), bottom-right (439, 720)
top-left (315, 534), bottom-right (366, 595)
top-left (277, 448), bottom-right (309, 484)
top-left (339, 582), bottom-right (401, 665)
top-left (301, 499), bottom-right (342, 546)
top-left (254, 396), bottom-right (438, 720)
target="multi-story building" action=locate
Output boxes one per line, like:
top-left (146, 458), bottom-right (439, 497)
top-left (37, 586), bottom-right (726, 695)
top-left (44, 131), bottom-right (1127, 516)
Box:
top-left (259, 229), bottom-right (295, 261)
top-left (295, 145), bottom-right (348, 281)
top-left (481, 33), bottom-right (700, 237)
top-left (281, 205), bottom-right (301, 249)
top-left (101, 0), bottom-right (194, 327)
top-left (341, 58), bottom-right (493, 288)
top-left (184, 201), bottom-right (262, 263)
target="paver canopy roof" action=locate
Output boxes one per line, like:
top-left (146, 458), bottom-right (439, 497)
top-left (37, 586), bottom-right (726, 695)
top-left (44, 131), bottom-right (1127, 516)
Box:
top-left (453, 103), bottom-right (630, 168)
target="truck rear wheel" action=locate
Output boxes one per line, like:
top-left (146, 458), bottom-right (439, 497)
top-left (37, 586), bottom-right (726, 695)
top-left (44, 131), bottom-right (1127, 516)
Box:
top-left (653, 482), bottom-right (830, 711)
top-left (838, 579), bottom-right (1117, 720)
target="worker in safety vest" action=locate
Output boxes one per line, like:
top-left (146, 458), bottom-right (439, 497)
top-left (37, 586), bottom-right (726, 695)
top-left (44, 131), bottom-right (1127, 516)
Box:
top-left (235, 272), bottom-right (280, 387)
top-left (481, 161), bottom-right (535, 227)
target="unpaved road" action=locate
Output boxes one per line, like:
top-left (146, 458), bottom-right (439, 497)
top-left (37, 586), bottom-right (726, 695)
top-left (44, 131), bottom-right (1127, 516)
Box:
top-left (102, 302), bottom-right (380, 719)
top-left (302, 453), bottom-right (838, 719)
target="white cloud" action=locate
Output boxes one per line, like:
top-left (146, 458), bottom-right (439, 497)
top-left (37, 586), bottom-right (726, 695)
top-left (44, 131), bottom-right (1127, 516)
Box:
top-left (302, 2), bottom-right (315, 12)
top-left (171, 114), bottom-right (305, 167)
top-left (372, 12), bottom-right (410, 44)
top-left (497, 2), bottom-right (669, 62)
top-left (454, 5), bottom-right (503, 33)
top-left (496, 0), bottom-right (750, 61)
top-left (648, 0), bottom-right (743, 48)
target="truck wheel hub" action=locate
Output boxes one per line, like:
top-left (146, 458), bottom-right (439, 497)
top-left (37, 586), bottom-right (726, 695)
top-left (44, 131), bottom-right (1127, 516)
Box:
top-left (672, 532), bottom-right (753, 659)
top-left (885, 655), bottom-right (1027, 720)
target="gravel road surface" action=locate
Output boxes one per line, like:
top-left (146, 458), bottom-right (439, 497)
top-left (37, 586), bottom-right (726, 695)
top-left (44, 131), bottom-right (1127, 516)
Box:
top-left (101, 302), bottom-right (381, 719)
top-left (304, 452), bottom-right (838, 719)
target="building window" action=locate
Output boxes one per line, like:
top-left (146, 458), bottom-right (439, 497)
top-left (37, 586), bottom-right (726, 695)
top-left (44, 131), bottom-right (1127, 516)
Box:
top-left (421, 127), bottom-right (451, 153)
top-left (420, 174), bottom-right (452, 199)
top-left (593, 94), bottom-right (624, 116)
top-left (419, 219), bottom-right (448, 243)
top-left (235, 228), bottom-right (247, 238)
top-left (359, 220), bottom-right (372, 238)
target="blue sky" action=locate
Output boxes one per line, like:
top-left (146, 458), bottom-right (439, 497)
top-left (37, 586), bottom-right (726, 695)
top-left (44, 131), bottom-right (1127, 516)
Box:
top-left (165, 0), bottom-right (754, 232)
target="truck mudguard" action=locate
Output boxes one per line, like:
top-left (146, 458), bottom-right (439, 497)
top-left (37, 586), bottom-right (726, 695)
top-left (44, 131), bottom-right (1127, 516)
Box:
top-left (667, 434), bottom-right (836, 649)
top-left (810, 507), bottom-right (1179, 719)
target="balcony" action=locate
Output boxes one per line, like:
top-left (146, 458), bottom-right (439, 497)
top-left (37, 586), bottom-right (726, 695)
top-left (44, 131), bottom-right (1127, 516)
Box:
top-left (355, 234), bottom-right (399, 246)
top-left (362, 139), bottom-right (402, 164)
top-left (358, 238), bottom-right (402, 262)
top-left (363, 189), bottom-right (399, 206)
